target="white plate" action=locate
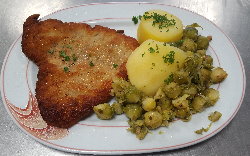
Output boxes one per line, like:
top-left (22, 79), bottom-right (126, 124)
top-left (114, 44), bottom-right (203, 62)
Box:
top-left (0, 2), bottom-right (246, 155)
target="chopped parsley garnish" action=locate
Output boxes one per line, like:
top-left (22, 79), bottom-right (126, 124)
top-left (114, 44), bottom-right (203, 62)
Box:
top-left (89, 61), bottom-right (94, 67)
top-left (60, 51), bottom-right (71, 61)
top-left (162, 51), bottom-right (175, 64)
top-left (48, 49), bottom-right (54, 54)
top-left (64, 56), bottom-right (70, 61)
top-left (113, 64), bottom-right (118, 68)
top-left (164, 73), bottom-right (174, 84)
top-left (148, 47), bottom-right (155, 53)
top-left (64, 67), bottom-right (69, 72)
top-left (59, 51), bottom-right (77, 62)
top-left (59, 51), bottom-right (67, 57)
top-left (132, 16), bottom-right (139, 24)
top-left (176, 40), bottom-right (184, 46)
top-left (132, 12), bottom-right (176, 29)
top-left (170, 40), bottom-right (184, 47)
top-left (142, 12), bottom-right (176, 29)
top-left (72, 54), bottom-right (78, 62)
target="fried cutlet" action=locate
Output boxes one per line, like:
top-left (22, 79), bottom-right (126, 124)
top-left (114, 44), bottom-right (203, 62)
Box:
top-left (21, 14), bottom-right (139, 128)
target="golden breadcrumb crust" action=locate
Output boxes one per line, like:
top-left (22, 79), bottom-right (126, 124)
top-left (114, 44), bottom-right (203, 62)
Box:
top-left (22, 14), bottom-right (139, 128)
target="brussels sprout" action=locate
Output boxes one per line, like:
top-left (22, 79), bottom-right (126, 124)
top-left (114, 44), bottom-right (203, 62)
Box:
top-left (111, 102), bottom-right (123, 115)
top-left (183, 27), bottom-right (198, 41)
top-left (199, 68), bottom-right (212, 86)
top-left (203, 88), bottom-right (220, 106)
top-left (144, 111), bottom-right (163, 129)
top-left (172, 94), bottom-right (190, 109)
top-left (196, 50), bottom-right (206, 56)
top-left (175, 108), bottom-right (191, 121)
top-left (164, 82), bottom-right (182, 99)
top-left (157, 97), bottom-right (173, 111)
top-left (182, 85), bottom-right (198, 99)
top-left (123, 104), bottom-right (143, 120)
top-left (125, 86), bottom-right (142, 103)
top-left (179, 38), bottom-right (197, 52)
top-left (192, 95), bottom-right (207, 112)
top-left (203, 55), bottom-right (213, 69)
top-left (183, 54), bottom-right (202, 74)
top-left (204, 55), bottom-right (213, 64)
top-left (162, 109), bottom-right (175, 121)
top-left (173, 70), bottom-right (190, 84)
top-left (93, 103), bottom-right (114, 120)
top-left (210, 67), bottom-right (228, 84)
top-left (111, 78), bottom-right (142, 104)
top-left (197, 36), bottom-right (209, 50)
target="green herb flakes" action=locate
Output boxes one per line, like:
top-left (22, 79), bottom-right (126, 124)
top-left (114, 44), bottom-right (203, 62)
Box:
top-left (59, 51), bottom-right (67, 57)
top-left (64, 56), bottom-right (70, 61)
top-left (148, 47), bottom-right (155, 53)
top-left (142, 12), bottom-right (176, 29)
top-left (113, 64), bottom-right (118, 68)
top-left (89, 61), bottom-right (94, 67)
top-left (164, 73), bottom-right (174, 84)
top-left (132, 16), bottom-right (139, 24)
top-left (170, 40), bottom-right (184, 47)
top-left (162, 51), bottom-right (175, 64)
top-left (64, 67), bottom-right (69, 72)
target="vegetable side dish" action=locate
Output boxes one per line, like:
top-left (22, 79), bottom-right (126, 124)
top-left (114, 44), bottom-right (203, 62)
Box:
top-left (93, 10), bottom-right (227, 139)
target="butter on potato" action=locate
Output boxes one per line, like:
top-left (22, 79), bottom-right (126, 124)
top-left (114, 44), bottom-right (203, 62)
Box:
top-left (126, 40), bottom-right (187, 96)
top-left (137, 10), bottom-right (183, 44)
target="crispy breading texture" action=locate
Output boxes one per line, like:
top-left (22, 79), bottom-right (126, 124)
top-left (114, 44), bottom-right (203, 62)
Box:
top-left (22, 14), bottom-right (139, 128)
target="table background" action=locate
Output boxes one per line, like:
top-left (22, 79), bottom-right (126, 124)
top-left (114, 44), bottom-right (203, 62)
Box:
top-left (0, 0), bottom-right (249, 155)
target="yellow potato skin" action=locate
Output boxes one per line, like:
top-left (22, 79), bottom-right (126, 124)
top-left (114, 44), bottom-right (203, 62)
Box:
top-left (126, 40), bottom-right (187, 96)
top-left (137, 10), bottom-right (183, 44)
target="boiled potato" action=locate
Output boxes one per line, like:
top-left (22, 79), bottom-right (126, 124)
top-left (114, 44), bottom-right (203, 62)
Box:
top-left (137, 10), bottom-right (183, 44)
top-left (142, 97), bottom-right (156, 111)
top-left (126, 40), bottom-right (187, 96)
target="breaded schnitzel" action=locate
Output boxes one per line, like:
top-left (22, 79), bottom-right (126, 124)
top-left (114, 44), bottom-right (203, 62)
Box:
top-left (22, 14), bottom-right (139, 128)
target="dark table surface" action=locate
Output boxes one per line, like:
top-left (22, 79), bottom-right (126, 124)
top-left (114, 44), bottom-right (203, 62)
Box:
top-left (0, 0), bottom-right (249, 155)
